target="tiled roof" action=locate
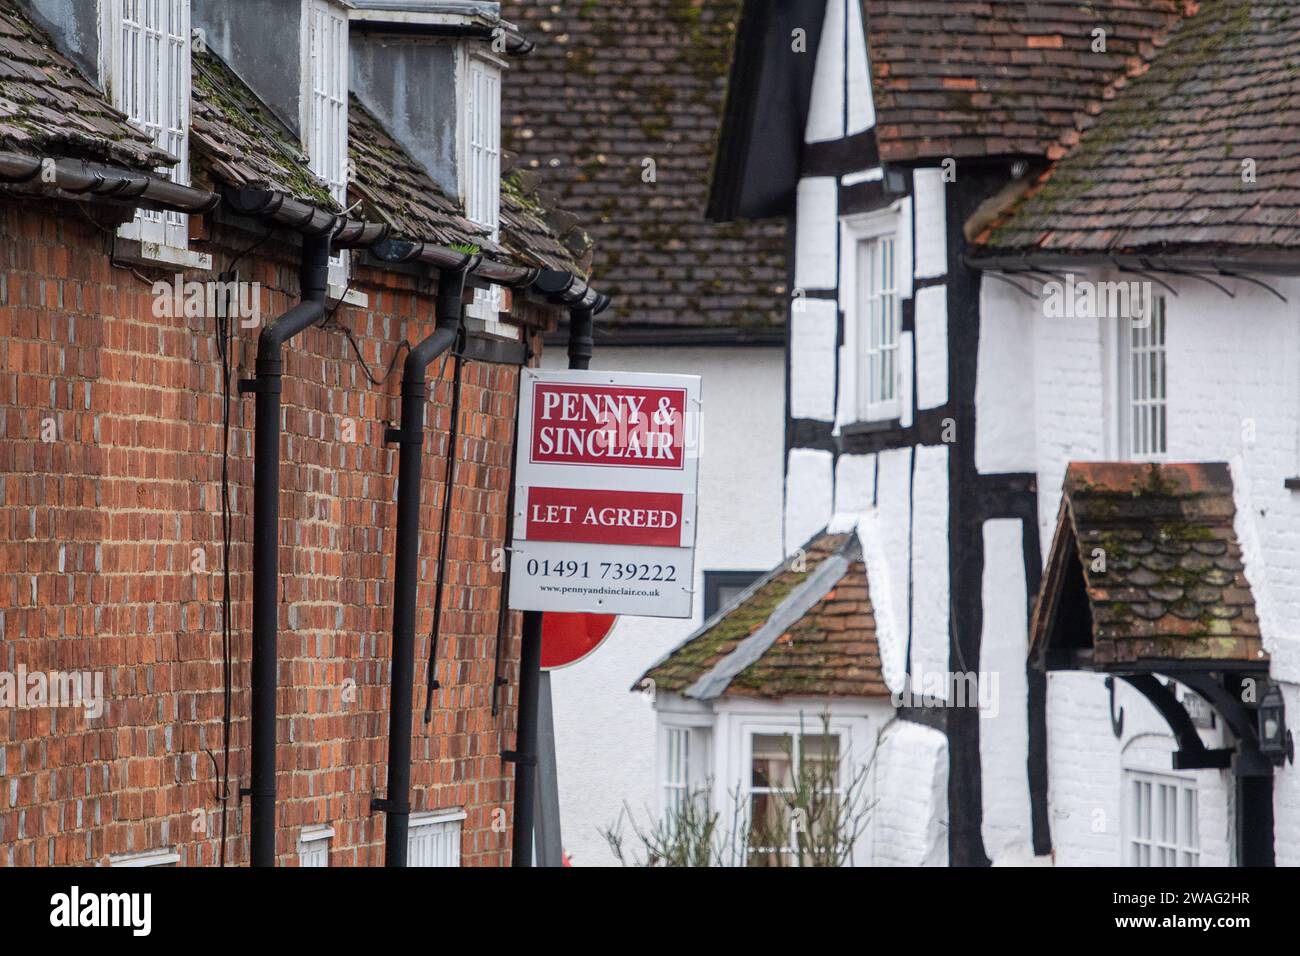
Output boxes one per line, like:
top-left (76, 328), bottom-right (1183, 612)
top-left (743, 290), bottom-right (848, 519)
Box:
top-left (638, 532), bottom-right (889, 700)
top-left (500, 168), bottom-right (585, 273)
top-left (866, 0), bottom-right (1184, 164)
top-left (981, 0), bottom-right (1300, 257)
top-left (347, 95), bottom-right (584, 272)
top-left (347, 94), bottom-right (491, 249)
top-left (191, 49), bottom-right (337, 209)
top-left (500, 0), bottom-right (788, 337)
top-left (0, 1), bottom-right (172, 169)
top-left (1032, 462), bottom-right (1265, 668)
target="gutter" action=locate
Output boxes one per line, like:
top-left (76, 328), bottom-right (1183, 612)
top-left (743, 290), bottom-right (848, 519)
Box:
top-left (968, 251), bottom-right (1300, 281)
top-left (373, 258), bottom-right (474, 866)
top-left (0, 151), bottom-right (218, 215)
top-left (372, 236), bottom-right (537, 287)
top-left (237, 233), bottom-right (332, 867)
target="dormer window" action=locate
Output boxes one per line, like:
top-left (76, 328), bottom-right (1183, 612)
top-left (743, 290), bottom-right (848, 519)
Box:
top-left (104, 0), bottom-right (192, 250)
top-left (464, 55), bottom-right (501, 236)
top-left (305, 0), bottom-right (350, 289)
top-left (463, 52), bottom-right (510, 336)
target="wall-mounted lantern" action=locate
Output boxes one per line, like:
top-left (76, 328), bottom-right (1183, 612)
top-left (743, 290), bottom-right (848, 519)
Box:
top-left (1258, 682), bottom-right (1294, 766)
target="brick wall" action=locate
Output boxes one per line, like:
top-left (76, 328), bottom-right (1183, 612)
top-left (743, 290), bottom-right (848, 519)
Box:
top-left (0, 197), bottom-right (546, 866)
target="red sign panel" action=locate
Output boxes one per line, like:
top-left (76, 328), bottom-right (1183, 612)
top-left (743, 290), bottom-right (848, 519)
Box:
top-left (525, 487), bottom-right (684, 547)
top-left (541, 613), bottom-right (617, 670)
top-left (530, 381), bottom-right (687, 470)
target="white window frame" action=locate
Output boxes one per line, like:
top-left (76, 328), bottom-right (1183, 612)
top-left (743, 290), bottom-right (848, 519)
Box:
top-left (461, 50), bottom-right (514, 338)
top-left (842, 210), bottom-right (902, 424)
top-left (462, 52), bottom-right (501, 238)
top-left (297, 824), bottom-right (334, 867)
top-left (1117, 290), bottom-right (1167, 461)
top-left (303, 0), bottom-right (350, 291)
top-left (408, 809), bottom-right (466, 867)
top-left (102, 0), bottom-right (192, 251)
top-left (109, 848), bottom-right (180, 867)
top-left (658, 724), bottom-right (711, 820)
top-left (744, 728), bottom-right (843, 865)
top-left (1123, 768), bottom-right (1198, 867)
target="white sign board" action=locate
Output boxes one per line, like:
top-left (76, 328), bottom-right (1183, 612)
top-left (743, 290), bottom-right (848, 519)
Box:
top-left (508, 368), bottom-right (702, 618)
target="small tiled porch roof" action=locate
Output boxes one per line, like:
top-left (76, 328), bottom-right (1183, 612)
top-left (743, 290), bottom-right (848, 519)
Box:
top-left (191, 49), bottom-right (338, 209)
top-left (980, 0), bottom-right (1300, 257)
top-left (0, 1), bottom-right (172, 169)
top-left (636, 531), bottom-right (888, 701)
top-left (1031, 462), bottom-right (1266, 670)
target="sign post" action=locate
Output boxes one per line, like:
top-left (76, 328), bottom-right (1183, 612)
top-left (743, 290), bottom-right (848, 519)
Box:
top-left (508, 366), bottom-right (701, 866)
top-left (509, 369), bottom-right (703, 618)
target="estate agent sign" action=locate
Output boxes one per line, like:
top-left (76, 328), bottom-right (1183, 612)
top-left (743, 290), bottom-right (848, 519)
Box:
top-left (508, 369), bottom-right (702, 618)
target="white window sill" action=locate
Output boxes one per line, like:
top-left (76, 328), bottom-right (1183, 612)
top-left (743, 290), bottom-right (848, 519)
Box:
top-left (114, 237), bottom-right (212, 272)
top-left (841, 417), bottom-right (901, 436)
top-left (109, 849), bottom-right (180, 867)
top-left (410, 809), bottom-right (467, 827)
top-left (328, 283), bottom-right (368, 308)
top-left (463, 316), bottom-right (521, 341)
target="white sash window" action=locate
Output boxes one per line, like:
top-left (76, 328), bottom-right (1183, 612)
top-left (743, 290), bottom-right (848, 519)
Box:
top-left (106, 0), bottom-right (191, 249)
top-left (408, 810), bottom-right (465, 867)
top-left (463, 53), bottom-right (510, 336)
top-left (1125, 769), bottom-right (1198, 867)
top-left (1119, 291), bottom-right (1168, 460)
top-left (859, 234), bottom-right (900, 421)
top-left (306, 0), bottom-right (350, 288)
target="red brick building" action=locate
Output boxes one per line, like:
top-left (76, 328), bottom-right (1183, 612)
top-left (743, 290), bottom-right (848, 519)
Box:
top-left (0, 0), bottom-right (599, 866)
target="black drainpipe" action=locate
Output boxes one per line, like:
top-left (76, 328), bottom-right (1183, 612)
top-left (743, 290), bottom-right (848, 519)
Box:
top-left (511, 303), bottom-right (595, 867)
top-left (240, 234), bottom-right (330, 868)
top-left (374, 262), bottom-right (472, 867)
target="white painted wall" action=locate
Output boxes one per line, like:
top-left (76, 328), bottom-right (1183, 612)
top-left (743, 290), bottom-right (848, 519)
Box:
top-left (540, 345), bottom-right (785, 865)
top-left (790, 298), bottom-right (837, 421)
top-left (912, 169), bottom-right (948, 280)
top-left (914, 285), bottom-right (948, 410)
top-left (979, 517), bottom-right (1032, 862)
top-left (1045, 672), bottom-right (1234, 867)
top-left (794, 177), bottom-right (838, 291)
top-left (993, 268), bottom-right (1300, 865)
top-left (975, 278), bottom-right (1037, 473)
top-left (804, 0), bottom-right (845, 144)
top-left (872, 720), bottom-right (949, 865)
top-left (910, 444), bottom-right (950, 683)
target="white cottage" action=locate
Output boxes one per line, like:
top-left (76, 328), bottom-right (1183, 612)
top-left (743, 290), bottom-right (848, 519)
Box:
top-left (636, 529), bottom-right (945, 866)
top-left (695, 0), bottom-right (1300, 866)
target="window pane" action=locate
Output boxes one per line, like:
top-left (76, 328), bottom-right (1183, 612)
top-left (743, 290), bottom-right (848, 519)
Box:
top-left (751, 734), bottom-right (792, 790)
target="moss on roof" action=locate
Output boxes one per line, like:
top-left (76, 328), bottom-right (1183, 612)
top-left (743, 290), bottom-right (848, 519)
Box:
top-left (190, 49), bottom-right (337, 209)
top-left (636, 532), bottom-right (888, 700)
top-left (982, 0), bottom-right (1300, 254)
